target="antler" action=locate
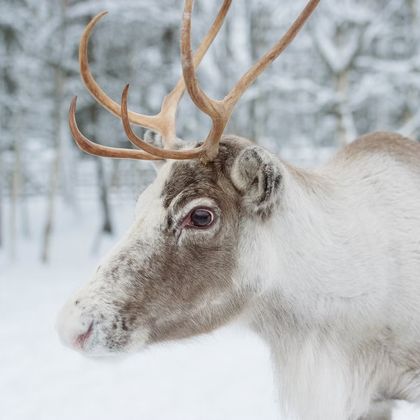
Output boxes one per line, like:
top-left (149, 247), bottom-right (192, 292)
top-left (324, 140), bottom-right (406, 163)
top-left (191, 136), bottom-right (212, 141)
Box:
top-left (120, 0), bottom-right (319, 163)
top-left (70, 0), bottom-right (232, 160)
top-left (70, 0), bottom-right (319, 162)
top-left (180, 0), bottom-right (320, 162)
top-left (69, 97), bottom-right (160, 160)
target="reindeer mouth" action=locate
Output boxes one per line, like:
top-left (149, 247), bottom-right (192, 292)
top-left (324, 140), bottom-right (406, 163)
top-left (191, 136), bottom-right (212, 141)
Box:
top-left (74, 321), bottom-right (94, 350)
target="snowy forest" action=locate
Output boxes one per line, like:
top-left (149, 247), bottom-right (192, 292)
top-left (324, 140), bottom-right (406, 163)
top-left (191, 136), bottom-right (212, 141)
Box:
top-left (1, 0), bottom-right (419, 262)
top-left (1, 1), bottom-right (420, 420)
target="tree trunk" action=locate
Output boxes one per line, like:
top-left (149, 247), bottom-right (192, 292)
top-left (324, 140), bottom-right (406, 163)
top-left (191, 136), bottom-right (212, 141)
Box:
top-left (96, 158), bottom-right (113, 235)
top-left (335, 70), bottom-right (357, 145)
top-left (9, 126), bottom-right (21, 260)
top-left (41, 67), bottom-right (63, 263)
top-left (40, 0), bottom-right (67, 263)
top-left (90, 105), bottom-right (114, 255)
top-left (0, 144), bottom-right (4, 249)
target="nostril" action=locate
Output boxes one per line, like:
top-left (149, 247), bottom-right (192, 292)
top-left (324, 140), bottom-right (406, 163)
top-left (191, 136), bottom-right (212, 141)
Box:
top-left (74, 321), bottom-right (94, 350)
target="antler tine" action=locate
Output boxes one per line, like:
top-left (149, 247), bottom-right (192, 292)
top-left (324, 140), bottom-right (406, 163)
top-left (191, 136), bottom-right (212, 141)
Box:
top-left (69, 97), bottom-right (162, 161)
top-left (80, 1), bottom-right (232, 149)
top-left (181, 0), bottom-right (320, 162)
top-left (181, 0), bottom-right (227, 162)
top-left (79, 12), bottom-right (157, 130)
top-left (157, 0), bottom-right (231, 146)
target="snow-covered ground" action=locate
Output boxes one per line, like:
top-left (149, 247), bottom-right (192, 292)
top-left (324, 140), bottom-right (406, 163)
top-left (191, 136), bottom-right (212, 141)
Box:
top-left (1, 198), bottom-right (420, 420)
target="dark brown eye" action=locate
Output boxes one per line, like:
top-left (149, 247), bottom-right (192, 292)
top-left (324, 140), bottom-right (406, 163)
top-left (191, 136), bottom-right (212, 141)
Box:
top-left (188, 208), bottom-right (214, 228)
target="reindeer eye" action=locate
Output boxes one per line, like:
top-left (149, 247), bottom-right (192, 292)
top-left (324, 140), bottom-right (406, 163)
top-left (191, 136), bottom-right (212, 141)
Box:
top-left (187, 208), bottom-right (214, 228)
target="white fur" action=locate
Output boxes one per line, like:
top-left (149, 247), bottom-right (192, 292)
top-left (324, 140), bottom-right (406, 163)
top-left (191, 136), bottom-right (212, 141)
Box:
top-left (237, 151), bottom-right (420, 419)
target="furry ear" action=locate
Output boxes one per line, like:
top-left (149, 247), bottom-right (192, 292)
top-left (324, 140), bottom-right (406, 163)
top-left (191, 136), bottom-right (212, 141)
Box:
top-left (231, 145), bottom-right (283, 218)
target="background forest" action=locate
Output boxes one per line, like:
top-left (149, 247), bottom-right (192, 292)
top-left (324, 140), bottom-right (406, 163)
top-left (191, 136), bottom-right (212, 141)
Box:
top-left (1, 1), bottom-right (420, 420)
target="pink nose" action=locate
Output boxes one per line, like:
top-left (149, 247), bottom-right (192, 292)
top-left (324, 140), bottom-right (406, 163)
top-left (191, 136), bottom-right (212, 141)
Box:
top-left (56, 298), bottom-right (94, 352)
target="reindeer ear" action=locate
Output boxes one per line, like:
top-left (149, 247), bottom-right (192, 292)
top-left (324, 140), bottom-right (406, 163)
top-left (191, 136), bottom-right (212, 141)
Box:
top-left (231, 146), bottom-right (283, 218)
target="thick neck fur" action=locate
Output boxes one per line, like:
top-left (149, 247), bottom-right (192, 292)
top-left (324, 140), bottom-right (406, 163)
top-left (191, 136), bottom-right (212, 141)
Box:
top-left (240, 153), bottom-right (420, 420)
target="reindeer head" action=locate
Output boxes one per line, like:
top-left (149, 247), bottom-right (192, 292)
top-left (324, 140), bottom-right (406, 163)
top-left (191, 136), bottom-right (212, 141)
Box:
top-left (57, 0), bottom-right (319, 355)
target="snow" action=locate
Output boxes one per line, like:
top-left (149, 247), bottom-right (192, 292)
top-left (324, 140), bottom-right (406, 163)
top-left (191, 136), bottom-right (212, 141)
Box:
top-left (1, 198), bottom-right (420, 420)
top-left (1, 264), bottom-right (277, 420)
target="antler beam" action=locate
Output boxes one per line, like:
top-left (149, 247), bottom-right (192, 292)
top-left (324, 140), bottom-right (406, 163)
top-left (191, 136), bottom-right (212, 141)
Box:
top-left (69, 0), bottom-right (319, 162)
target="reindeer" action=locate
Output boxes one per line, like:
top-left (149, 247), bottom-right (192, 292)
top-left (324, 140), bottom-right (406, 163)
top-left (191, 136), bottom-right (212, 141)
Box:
top-left (57, 1), bottom-right (420, 419)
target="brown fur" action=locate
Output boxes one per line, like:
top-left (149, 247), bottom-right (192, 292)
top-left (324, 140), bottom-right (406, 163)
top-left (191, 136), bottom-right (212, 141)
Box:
top-left (91, 137), bottom-right (253, 348)
top-left (334, 132), bottom-right (420, 170)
